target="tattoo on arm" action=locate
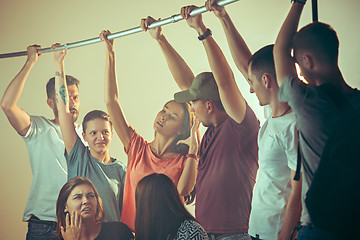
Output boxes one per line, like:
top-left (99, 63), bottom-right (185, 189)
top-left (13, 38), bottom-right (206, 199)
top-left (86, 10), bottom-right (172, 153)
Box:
top-left (59, 85), bottom-right (68, 105)
top-left (55, 71), bottom-right (64, 78)
top-left (55, 71), bottom-right (68, 105)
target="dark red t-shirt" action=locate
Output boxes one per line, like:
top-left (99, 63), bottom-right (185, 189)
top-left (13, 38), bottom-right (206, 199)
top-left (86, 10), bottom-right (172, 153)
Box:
top-left (195, 103), bottom-right (260, 233)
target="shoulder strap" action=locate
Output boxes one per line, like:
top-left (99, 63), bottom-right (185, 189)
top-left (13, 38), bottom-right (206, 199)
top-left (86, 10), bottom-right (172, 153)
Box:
top-left (294, 130), bottom-right (302, 181)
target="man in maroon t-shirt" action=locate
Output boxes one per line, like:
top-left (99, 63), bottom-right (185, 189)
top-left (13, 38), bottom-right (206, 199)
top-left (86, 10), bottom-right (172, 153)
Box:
top-left (140, 5), bottom-right (260, 239)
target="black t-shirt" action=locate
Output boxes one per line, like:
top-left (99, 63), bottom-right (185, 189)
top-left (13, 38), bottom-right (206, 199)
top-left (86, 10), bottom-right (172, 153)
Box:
top-left (95, 222), bottom-right (134, 240)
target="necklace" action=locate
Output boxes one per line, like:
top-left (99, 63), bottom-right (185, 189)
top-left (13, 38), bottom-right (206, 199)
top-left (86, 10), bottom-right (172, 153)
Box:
top-left (279, 106), bottom-right (291, 117)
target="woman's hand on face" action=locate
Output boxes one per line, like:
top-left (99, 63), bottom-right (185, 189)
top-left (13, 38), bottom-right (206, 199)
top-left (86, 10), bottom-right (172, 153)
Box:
top-left (61, 211), bottom-right (82, 240)
top-left (177, 117), bottom-right (200, 154)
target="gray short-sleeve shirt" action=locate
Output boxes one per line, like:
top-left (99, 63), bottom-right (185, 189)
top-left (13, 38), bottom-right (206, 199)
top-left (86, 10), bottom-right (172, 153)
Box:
top-left (66, 137), bottom-right (126, 222)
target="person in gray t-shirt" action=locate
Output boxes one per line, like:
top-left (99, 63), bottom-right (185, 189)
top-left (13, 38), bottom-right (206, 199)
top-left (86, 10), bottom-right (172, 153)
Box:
top-left (274, 1), bottom-right (360, 239)
top-left (52, 43), bottom-right (126, 222)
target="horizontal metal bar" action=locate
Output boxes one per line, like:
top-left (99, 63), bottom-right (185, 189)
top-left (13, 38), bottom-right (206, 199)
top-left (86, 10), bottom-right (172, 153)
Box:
top-left (0, 0), bottom-right (239, 59)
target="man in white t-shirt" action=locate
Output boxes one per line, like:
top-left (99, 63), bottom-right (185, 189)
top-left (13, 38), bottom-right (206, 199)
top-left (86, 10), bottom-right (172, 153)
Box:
top-left (246, 45), bottom-right (301, 240)
top-left (204, 2), bottom-right (302, 239)
top-left (1, 45), bottom-right (82, 240)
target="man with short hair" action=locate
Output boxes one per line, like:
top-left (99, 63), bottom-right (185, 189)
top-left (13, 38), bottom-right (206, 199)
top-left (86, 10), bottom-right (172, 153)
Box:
top-left (247, 45), bottom-right (301, 240)
top-left (177, 8), bottom-right (260, 238)
top-left (1, 45), bottom-right (82, 240)
top-left (274, 0), bottom-right (360, 239)
top-left (205, 1), bottom-right (302, 239)
top-left (141, 5), bottom-right (260, 238)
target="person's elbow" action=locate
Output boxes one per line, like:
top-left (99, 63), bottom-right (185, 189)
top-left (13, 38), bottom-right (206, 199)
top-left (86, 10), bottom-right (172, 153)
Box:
top-left (178, 186), bottom-right (191, 196)
top-left (1, 97), bottom-right (14, 116)
top-left (178, 183), bottom-right (194, 196)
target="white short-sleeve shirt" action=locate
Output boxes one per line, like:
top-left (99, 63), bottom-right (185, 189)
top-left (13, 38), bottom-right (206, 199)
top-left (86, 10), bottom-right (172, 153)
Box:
top-left (248, 112), bottom-right (298, 239)
top-left (22, 116), bottom-right (83, 222)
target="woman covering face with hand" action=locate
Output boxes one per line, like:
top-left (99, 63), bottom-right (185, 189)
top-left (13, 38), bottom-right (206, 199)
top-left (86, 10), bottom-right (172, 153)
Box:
top-left (56, 176), bottom-right (133, 240)
top-left (100, 30), bottom-right (199, 232)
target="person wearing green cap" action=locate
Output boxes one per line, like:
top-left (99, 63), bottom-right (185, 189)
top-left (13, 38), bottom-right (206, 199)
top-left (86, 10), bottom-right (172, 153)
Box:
top-left (203, 1), bottom-right (303, 240)
top-left (141, 5), bottom-right (260, 240)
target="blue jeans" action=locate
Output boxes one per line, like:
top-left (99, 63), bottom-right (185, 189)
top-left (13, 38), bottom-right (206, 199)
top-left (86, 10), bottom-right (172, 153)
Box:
top-left (26, 220), bottom-right (57, 240)
top-left (296, 224), bottom-right (341, 240)
top-left (208, 233), bottom-right (251, 240)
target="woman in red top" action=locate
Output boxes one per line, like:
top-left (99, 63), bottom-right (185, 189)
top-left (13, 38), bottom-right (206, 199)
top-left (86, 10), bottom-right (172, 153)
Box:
top-left (100, 30), bottom-right (199, 231)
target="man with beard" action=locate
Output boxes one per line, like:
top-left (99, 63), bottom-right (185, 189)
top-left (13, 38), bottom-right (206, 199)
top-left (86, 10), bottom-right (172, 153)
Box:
top-left (1, 45), bottom-right (82, 240)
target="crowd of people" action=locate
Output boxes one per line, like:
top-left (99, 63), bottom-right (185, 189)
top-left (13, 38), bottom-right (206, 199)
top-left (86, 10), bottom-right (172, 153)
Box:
top-left (1, 0), bottom-right (359, 239)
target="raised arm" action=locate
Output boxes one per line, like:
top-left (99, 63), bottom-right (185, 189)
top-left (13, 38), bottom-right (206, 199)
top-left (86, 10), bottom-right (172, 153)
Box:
top-left (205, 0), bottom-right (252, 80)
top-left (278, 170), bottom-right (302, 240)
top-left (53, 44), bottom-right (78, 154)
top-left (176, 118), bottom-right (200, 196)
top-left (1, 45), bottom-right (40, 136)
top-left (274, 2), bottom-right (305, 86)
top-left (140, 16), bottom-right (194, 90)
top-left (182, 5), bottom-right (247, 123)
top-left (101, 30), bottom-right (133, 151)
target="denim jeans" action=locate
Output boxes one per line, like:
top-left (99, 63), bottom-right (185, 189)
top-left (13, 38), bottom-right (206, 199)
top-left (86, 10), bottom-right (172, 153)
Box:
top-left (26, 220), bottom-right (57, 240)
top-left (296, 224), bottom-right (341, 240)
top-left (208, 232), bottom-right (251, 240)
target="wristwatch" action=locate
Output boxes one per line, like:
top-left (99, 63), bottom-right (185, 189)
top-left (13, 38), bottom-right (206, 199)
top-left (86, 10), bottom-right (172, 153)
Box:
top-left (291, 0), bottom-right (306, 4)
top-left (198, 29), bottom-right (212, 41)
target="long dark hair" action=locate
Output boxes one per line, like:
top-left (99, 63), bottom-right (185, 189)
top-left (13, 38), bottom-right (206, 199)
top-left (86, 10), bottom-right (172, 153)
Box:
top-left (135, 173), bottom-right (196, 240)
top-left (169, 100), bottom-right (198, 204)
top-left (55, 177), bottom-right (105, 239)
top-left (167, 100), bottom-right (196, 156)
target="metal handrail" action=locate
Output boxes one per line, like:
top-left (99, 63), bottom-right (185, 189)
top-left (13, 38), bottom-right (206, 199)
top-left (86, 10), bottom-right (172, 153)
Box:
top-left (0, 0), bottom-right (239, 59)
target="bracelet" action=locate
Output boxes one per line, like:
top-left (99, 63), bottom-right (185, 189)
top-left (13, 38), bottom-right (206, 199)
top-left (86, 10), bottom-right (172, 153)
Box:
top-left (198, 28), bottom-right (212, 41)
top-left (291, 0), bottom-right (306, 4)
top-left (185, 154), bottom-right (198, 160)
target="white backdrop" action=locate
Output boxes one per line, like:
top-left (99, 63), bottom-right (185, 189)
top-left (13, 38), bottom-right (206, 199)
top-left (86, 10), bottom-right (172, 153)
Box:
top-left (0, 0), bottom-right (359, 238)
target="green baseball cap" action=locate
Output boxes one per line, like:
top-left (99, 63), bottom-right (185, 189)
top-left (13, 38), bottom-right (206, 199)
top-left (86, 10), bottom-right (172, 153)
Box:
top-left (174, 72), bottom-right (220, 103)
